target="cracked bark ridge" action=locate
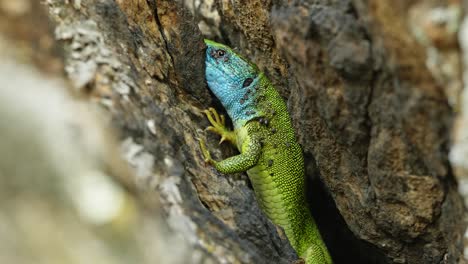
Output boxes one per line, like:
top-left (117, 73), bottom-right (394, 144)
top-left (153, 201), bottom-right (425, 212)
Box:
top-left (47, 0), bottom-right (296, 263)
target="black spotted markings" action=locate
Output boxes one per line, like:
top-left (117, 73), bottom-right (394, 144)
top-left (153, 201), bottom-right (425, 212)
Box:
top-left (243, 78), bottom-right (253, 88)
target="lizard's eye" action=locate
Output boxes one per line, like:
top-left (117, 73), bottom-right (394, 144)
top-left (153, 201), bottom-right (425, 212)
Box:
top-left (216, 49), bottom-right (225, 57)
top-left (211, 49), bottom-right (226, 59)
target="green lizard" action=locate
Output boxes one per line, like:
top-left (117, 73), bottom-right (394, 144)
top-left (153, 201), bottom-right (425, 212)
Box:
top-left (199, 39), bottom-right (332, 264)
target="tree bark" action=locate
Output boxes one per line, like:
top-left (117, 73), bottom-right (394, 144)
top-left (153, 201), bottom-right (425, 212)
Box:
top-left (44, 0), bottom-right (465, 263)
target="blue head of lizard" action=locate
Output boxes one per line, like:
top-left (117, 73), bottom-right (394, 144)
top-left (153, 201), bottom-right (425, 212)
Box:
top-left (204, 39), bottom-right (262, 128)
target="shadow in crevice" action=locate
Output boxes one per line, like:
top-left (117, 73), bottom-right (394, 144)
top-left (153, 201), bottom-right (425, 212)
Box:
top-left (304, 152), bottom-right (388, 264)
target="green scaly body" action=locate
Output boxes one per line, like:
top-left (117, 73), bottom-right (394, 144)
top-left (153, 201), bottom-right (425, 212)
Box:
top-left (200, 40), bottom-right (332, 263)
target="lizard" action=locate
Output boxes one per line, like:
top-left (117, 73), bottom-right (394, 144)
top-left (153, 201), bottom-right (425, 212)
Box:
top-left (199, 39), bottom-right (332, 264)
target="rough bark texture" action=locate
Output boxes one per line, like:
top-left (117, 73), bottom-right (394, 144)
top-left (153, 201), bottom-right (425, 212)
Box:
top-left (43, 0), bottom-right (465, 263)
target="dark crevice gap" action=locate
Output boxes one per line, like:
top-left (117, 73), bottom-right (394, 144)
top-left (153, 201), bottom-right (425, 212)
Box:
top-left (148, 0), bottom-right (176, 70)
top-left (305, 152), bottom-right (388, 264)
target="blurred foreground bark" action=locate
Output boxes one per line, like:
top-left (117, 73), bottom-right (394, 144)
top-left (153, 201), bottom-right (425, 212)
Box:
top-left (2, 0), bottom-right (465, 263)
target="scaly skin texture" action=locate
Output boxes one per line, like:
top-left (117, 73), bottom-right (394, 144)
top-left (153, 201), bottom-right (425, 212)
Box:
top-left (199, 40), bottom-right (332, 264)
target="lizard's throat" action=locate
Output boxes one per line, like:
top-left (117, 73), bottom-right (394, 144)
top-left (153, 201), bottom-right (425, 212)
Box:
top-left (207, 75), bottom-right (262, 129)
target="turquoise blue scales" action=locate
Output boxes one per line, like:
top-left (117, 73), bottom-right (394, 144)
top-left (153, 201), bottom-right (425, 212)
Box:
top-left (205, 41), bottom-right (262, 128)
top-left (199, 39), bottom-right (333, 264)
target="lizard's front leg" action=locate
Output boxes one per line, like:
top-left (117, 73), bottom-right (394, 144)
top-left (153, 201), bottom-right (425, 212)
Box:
top-left (199, 134), bottom-right (261, 174)
top-left (202, 107), bottom-right (237, 146)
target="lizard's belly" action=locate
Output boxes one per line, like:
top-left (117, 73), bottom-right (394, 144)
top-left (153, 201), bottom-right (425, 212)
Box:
top-left (247, 164), bottom-right (291, 229)
top-left (236, 124), bottom-right (303, 236)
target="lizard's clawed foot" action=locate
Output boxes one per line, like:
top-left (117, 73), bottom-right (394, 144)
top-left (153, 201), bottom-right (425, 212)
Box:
top-left (203, 107), bottom-right (226, 128)
top-left (198, 138), bottom-right (215, 165)
top-left (202, 107), bottom-right (236, 145)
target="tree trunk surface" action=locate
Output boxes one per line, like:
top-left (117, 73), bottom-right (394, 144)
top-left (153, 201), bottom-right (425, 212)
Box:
top-left (39, 0), bottom-right (465, 263)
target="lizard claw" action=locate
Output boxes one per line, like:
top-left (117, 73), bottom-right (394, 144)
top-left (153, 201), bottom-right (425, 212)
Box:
top-left (204, 108), bottom-right (226, 128)
top-left (208, 107), bottom-right (221, 124)
top-left (198, 138), bottom-right (215, 165)
top-left (201, 107), bottom-right (236, 146)
top-left (219, 135), bottom-right (227, 145)
top-left (205, 126), bottom-right (216, 132)
top-left (220, 114), bottom-right (225, 126)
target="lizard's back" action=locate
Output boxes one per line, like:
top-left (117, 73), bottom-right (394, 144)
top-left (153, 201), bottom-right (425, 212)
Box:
top-left (203, 39), bottom-right (332, 263)
top-left (238, 76), bottom-right (328, 261)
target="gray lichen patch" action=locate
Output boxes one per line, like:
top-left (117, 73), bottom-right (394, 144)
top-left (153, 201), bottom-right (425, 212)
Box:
top-left (120, 137), bottom-right (157, 189)
top-left (54, 19), bottom-right (135, 96)
top-left (159, 175), bottom-right (196, 239)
